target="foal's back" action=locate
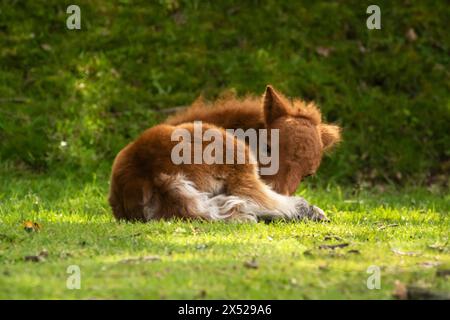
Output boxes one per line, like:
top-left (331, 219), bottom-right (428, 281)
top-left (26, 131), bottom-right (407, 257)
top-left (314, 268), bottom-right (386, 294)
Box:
top-left (166, 96), bottom-right (265, 131)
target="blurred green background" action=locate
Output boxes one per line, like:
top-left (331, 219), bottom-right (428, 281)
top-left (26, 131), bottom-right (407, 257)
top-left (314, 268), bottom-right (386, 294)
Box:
top-left (0, 0), bottom-right (449, 186)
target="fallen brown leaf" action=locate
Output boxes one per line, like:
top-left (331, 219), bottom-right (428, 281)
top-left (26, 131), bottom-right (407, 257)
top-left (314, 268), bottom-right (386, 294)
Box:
top-left (418, 261), bottom-right (441, 268)
top-left (319, 243), bottom-right (349, 250)
top-left (24, 255), bottom-right (44, 262)
top-left (172, 11), bottom-right (187, 26)
top-left (40, 43), bottom-right (52, 51)
top-left (142, 255), bottom-right (161, 262)
top-left (24, 250), bottom-right (48, 263)
top-left (59, 251), bottom-right (72, 259)
top-left (428, 242), bottom-right (447, 252)
top-left (120, 255), bottom-right (161, 264)
top-left (39, 249), bottom-right (48, 258)
top-left (406, 28), bottom-right (418, 42)
top-left (391, 248), bottom-right (422, 256)
top-left (315, 46), bottom-right (333, 57)
top-left (23, 221), bottom-right (41, 232)
top-left (358, 42), bottom-right (367, 53)
top-left (377, 223), bottom-right (399, 231)
top-left (393, 280), bottom-right (408, 300)
top-left (324, 235), bottom-right (343, 241)
top-left (244, 259), bottom-right (259, 269)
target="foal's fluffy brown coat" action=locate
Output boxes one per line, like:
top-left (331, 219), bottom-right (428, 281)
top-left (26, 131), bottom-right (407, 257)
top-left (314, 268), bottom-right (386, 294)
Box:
top-left (167, 86), bottom-right (341, 195)
top-left (109, 86), bottom-right (336, 222)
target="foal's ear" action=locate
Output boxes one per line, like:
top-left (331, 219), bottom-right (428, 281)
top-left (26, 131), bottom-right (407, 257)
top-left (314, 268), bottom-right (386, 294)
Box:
top-left (319, 124), bottom-right (341, 152)
top-left (263, 85), bottom-right (290, 125)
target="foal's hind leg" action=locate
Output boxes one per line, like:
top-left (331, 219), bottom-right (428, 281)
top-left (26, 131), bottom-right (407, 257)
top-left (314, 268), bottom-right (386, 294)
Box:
top-left (150, 173), bottom-right (256, 221)
top-left (226, 172), bottom-right (328, 222)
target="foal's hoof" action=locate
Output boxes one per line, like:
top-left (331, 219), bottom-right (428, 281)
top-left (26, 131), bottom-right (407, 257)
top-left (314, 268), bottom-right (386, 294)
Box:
top-left (294, 200), bottom-right (330, 222)
top-left (309, 205), bottom-right (330, 222)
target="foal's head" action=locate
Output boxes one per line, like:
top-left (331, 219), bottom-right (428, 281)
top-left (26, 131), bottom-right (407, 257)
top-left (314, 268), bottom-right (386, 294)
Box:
top-left (262, 85), bottom-right (341, 195)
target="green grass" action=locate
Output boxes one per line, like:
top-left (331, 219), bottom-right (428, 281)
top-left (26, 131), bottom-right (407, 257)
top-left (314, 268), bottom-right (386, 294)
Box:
top-left (0, 167), bottom-right (448, 299)
top-left (1, 1), bottom-right (448, 300)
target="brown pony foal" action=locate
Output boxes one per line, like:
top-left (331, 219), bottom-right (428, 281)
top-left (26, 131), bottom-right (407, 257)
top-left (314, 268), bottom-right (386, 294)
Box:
top-left (109, 87), bottom-right (331, 222)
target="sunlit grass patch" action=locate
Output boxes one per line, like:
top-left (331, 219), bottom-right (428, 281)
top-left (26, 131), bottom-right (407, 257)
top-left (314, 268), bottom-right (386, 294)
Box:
top-left (0, 170), bottom-right (448, 299)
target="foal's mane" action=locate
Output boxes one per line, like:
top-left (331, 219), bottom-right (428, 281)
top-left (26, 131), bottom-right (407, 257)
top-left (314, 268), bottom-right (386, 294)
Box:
top-left (166, 91), bottom-right (324, 127)
top-left (291, 99), bottom-right (323, 126)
